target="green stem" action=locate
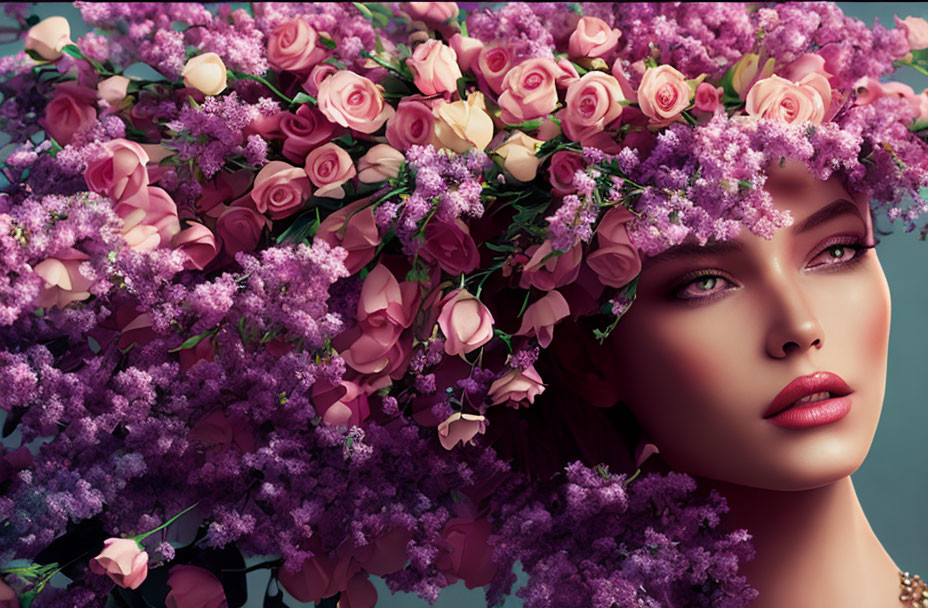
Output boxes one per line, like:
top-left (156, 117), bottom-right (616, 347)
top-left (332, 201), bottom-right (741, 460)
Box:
top-left (134, 502), bottom-right (200, 543)
top-left (228, 71), bottom-right (293, 104)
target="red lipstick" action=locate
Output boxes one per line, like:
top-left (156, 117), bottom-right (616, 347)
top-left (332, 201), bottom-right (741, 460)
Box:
top-left (763, 371), bottom-right (852, 429)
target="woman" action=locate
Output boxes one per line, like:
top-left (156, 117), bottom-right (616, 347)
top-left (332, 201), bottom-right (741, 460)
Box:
top-left (607, 158), bottom-right (903, 606)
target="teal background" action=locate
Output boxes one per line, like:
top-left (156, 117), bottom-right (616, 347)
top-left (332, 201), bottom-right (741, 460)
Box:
top-left (1, 2), bottom-right (927, 607)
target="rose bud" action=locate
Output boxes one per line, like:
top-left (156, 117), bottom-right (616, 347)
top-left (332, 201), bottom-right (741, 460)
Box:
top-left (437, 289), bottom-right (494, 356)
top-left (172, 223), bottom-right (218, 271)
top-left (24, 16), bottom-right (72, 61)
top-left (515, 290), bottom-right (570, 348)
top-left (98, 75), bottom-right (131, 109)
top-left (88, 538), bottom-right (149, 590)
top-left (437, 412), bottom-right (488, 450)
top-left (486, 364), bottom-right (546, 407)
top-left (357, 144), bottom-right (405, 183)
top-left (181, 52), bottom-right (228, 96)
top-left (494, 131), bottom-right (543, 182)
top-left (407, 39), bottom-right (462, 97)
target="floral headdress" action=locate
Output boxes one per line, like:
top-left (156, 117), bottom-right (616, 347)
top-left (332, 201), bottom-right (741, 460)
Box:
top-left (1, 2), bottom-right (927, 607)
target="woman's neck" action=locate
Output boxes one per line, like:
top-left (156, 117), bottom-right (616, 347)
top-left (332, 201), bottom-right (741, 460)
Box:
top-left (701, 475), bottom-right (901, 608)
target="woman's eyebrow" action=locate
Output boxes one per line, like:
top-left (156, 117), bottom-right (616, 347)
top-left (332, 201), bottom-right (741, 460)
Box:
top-left (792, 198), bottom-right (863, 235)
top-left (643, 240), bottom-right (744, 268)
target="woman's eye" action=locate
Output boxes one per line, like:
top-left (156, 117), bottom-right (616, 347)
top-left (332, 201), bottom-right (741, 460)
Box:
top-left (675, 274), bottom-right (732, 300)
top-left (807, 243), bottom-right (861, 269)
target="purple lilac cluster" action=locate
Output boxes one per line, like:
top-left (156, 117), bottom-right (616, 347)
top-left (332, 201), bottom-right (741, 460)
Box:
top-left (485, 465), bottom-right (757, 608)
top-left (466, 3), bottom-right (557, 61)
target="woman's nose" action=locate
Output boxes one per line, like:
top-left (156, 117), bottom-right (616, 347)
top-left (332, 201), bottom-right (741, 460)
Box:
top-left (763, 275), bottom-right (825, 359)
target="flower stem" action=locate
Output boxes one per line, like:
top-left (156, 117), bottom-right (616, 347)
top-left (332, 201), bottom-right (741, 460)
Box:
top-left (134, 502), bottom-right (200, 543)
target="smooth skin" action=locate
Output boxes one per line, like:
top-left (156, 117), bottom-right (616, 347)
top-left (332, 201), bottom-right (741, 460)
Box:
top-left (608, 159), bottom-right (901, 607)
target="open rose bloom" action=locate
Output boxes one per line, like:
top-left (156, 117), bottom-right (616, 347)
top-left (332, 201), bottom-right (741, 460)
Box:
top-left (3, 3), bottom-right (928, 608)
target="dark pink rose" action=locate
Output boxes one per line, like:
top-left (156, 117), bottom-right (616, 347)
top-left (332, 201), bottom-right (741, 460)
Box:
top-left (280, 104), bottom-right (340, 163)
top-left (385, 96), bottom-right (437, 151)
top-left (694, 81), bottom-right (723, 112)
top-left (420, 218), bottom-right (480, 275)
top-left (216, 204), bottom-right (269, 256)
top-left (165, 565), bottom-right (227, 608)
top-left (171, 223), bottom-right (218, 271)
top-left (84, 139), bottom-right (150, 204)
top-left (41, 82), bottom-right (97, 146)
top-left (519, 240), bottom-right (582, 291)
top-left (251, 160), bottom-right (313, 219)
top-left (436, 517), bottom-right (497, 589)
top-left (547, 150), bottom-right (584, 195)
top-left (315, 198), bottom-right (379, 274)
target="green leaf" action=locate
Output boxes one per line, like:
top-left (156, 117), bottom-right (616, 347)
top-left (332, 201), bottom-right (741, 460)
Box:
top-left (60, 44), bottom-right (86, 61)
top-left (483, 241), bottom-right (516, 253)
top-left (168, 328), bottom-right (217, 352)
top-left (24, 49), bottom-right (47, 63)
top-left (290, 92), bottom-right (316, 106)
top-left (352, 2), bottom-right (374, 20)
top-left (87, 336), bottom-right (102, 354)
top-left (319, 36), bottom-right (337, 50)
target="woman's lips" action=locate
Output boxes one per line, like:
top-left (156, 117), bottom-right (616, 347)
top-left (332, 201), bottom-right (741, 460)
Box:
top-left (763, 371), bottom-right (853, 419)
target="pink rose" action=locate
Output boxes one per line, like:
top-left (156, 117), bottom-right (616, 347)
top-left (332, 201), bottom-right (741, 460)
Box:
top-left (113, 305), bottom-right (157, 350)
top-left (437, 517), bottom-right (497, 589)
top-left (449, 33), bottom-right (483, 72)
top-left (547, 150), bottom-right (584, 195)
top-left (315, 198), bottom-right (379, 274)
top-left (267, 18), bottom-right (327, 73)
top-left (98, 75), bottom-right (130, 109)
top-left (896, 15), bottom-right (928, 51)
top-left (304, 143), bottom-right (356, 199)
top-left (400, 2), bottom-right (460, 36)
top-left (85, 139), bottom-right (151, 204)
top-left (280, 104), bottom-right (340, 163)
top-left (251, 160), bottom-right (312, 219)
top-left (385, 96), bottom-right (437, 151)
top-left (165, 565), bottom-right (227, 608)
top-left (357, 144), bottom-right (404, 183)
top-left (0, 577), bottom-right (17, 608)
top-left (694, 82), bottom-right (722, 112)
top-left (317, 71), bottom-right (395, 134)
top-left (518, 240), bottom-right (582, 291)
top-left (568, 16), bottom-right (621, 59)
top-left (473, 43), bottom-right (512, 95)
top-left (247, 111), bottom-right (286, 140)
top-left (555, 57), bottom-right (580, 89)
top-left (311, 379), bottom-right (371, 427)
top-left (437, 412), bottom-right (487, 450)
top-left (780, 53), bottom-right (831, 83)
top-left (558, 72), bottom-right (625, 141)
top-left (351, 527), bottom-right (411, 576)
top-left (32, 247), bottom-right (93, 309)
top-left (497, 58), bottom-right (560, 124)
top-left (486, 363), bottom-right (546, 407)
top-left (420, 218), bottom-right (480, 275)
top-left (189, 408), bottom-right (255, 452)
top-left (407, 39), bottom-right (462, 97)
top-left (586, 207), bottom-right (641, 288)
top-left (88, 538), bottom-right (149, 590)
top-left (216, 204), bottom-right (269, 256)
top-left (637, 65), bottom-right (691, 127)
top-left (115, 186), bottom-right (181, 249)
top-left (515, 290), bottom-right (570, 348)
top-left (172, 223), bottom-right (218, 271)
top-left (24, 15), bottom-right (71, 61)
top-left (196, 170), bottom-right (252, 216)
top-left (437, 289), bottom-right (494, 356)
top-left (745, 73), bottom-right (831, 125)
top-left (41, 83), bottom-right (97, 146)
top-left (303, 63), bottom-right (338, 97)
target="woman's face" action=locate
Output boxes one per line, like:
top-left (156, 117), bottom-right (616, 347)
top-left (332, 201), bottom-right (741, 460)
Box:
top-left (609, 161), bottom-right (892, 491)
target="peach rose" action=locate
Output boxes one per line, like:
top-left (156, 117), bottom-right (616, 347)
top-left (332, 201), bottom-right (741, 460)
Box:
top-left (559, 72), bottom-right (625, 141)
top-left (407, 39), bottom-right (462, 97)
top-left (437, 517), bottom-right (497, 589)
top-left (88, 538), bottom-right (149, 590)
top-left (302, 63), bottom-right (338, 97)
top-left (486, 364), bottom-right (546, 407)
top-left (385, 97), bottom-right (437, 151)
top-left (216, 204), bottom-right (269, 256)
top-left (432, 91), bottom-right (494, 153)
top-left (518, 240), bottom-right (582, 291)
top-left (437, 288), bottom-right (494, 356)
top-left (745, 73), bottom-right (831, 125)
top-left (515, 290), bottom-right (570, 348)
top-left (84, 138), bottom-right (150, 204)
top-left (473, 43), bottom-right (512, 95)
top-left (555, 57), bottom-right (581, 89)
top-left (494, 131), bottom-right (543, 182)
top-left (267, 18), bottom-right (327, 73)
top-left (694, 82), bottom-right (722, 112)
top-left (304, 143), bottom-right (356, 199)
top-left (172, 223), bottom-right (218, 271)
top-left (32, 248), bottom-right (93, 309)
top-left (437, 412), bottom-right (487, 450)
top-left (568, 16), bottom-right (621, 59)
top-left (251, 161), bottom-right (312, 219)
top-left (25, 16), bottom-right (71, 61)
top-left (41, 83), bottom-right (97, 146)
top-left (182, 52), bottom-right (227, 96)
top-left (497, 58), bottom-right (561, 124)
top-left (280, 104), bottom-right (340, 164)
top-left (896, 15), bottom-right (928, 51)
top-left (317, 71), bottom-right (395, 134)
top-left (449, 33), bottom-right (483, 72)
top-left (165, 565), bottom-right (227, 608)
top-left (547, 150), bottom-right (584, 195)
top-left (315, 198), bottom-right (379, 274)
top-left (98, 75), bottom-right (130, 109)
top-left (420, 217), bottom-right (480, 275)
top-left (637, 65), bottom-right (691, 126)
top-left (357, 144), bottom-right (404, 183)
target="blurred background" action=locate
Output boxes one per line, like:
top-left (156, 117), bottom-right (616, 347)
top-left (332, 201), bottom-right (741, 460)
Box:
top-left (0, 2), bottom-right (926, 607)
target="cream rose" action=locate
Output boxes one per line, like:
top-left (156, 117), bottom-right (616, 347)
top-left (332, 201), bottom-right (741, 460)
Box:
top-left (431, 91), bottom-right (494, 153)
top-left (357, 144), bottom-right (405, 183)
top-left (181, 52), bottom-right (228, 96)
top-left (493, 131), bottom-right (543, 182)
top-left (637, 65), bottom-right (691, 126)
top-left (24, 16), bottom-right (71, 61)
top-left (745, 73), bottom-right (831, 125)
